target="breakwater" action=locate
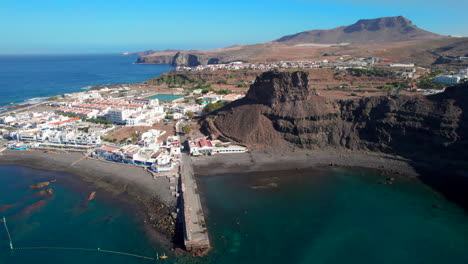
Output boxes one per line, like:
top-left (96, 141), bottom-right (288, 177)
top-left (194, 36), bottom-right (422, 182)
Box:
top-left (180, 154), bottom-right (210, 253)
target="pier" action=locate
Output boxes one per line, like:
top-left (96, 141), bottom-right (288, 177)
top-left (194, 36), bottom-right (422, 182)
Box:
top-left (180, 154), bottom-right (210, 251)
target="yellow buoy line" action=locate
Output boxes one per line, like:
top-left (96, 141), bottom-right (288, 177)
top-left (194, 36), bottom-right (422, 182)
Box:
top-left (2, 216), bottom-right (168, 261)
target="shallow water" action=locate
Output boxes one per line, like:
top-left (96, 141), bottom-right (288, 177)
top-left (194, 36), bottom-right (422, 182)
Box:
top-left (0, 165), bottom-right (169, 264)
top-left (2, 165), bottom-right (468, 264)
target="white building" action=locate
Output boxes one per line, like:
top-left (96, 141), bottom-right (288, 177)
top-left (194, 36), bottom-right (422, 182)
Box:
top-left (389, 63), bottom-right (415, 67)
top-left (434, 75), bottom-right (461, 84)
top-left (108, 108), bottom-right (134, 124)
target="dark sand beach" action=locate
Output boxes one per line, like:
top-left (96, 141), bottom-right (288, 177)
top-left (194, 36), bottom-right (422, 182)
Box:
top-left (0, 149), bottom-right (178, 244)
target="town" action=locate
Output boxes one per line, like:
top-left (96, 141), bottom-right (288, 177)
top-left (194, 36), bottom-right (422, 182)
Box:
top-left (0, 87), bottom-right (251, 252)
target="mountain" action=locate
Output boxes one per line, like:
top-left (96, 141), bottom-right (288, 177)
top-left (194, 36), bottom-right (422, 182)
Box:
top-left (136, 16), bottom-right (458, 67)
top-left (276, 16), bottom-right (444, 44)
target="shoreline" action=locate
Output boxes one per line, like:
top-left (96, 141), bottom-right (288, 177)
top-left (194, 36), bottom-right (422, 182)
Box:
top-left (192, 147), bottom-right (468, 213)
top-left (192, 148), bottom-right (419, 177)
top-left (0, 149), bottom-right (179, 248)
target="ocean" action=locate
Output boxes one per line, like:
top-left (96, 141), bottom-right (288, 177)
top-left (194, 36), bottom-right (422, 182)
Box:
top-left (0, 165), bottom-right (168, 264)
top-left (2, 165), bottom-right (468, 264)
top-left (0, 54), bottom-right (173, 107)
top-left (1, 53), bottom-right (467, 264)
top-left (195, 168), bottom-right (468, 264)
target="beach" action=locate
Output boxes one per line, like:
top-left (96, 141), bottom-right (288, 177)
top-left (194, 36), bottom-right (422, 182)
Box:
top-left (192, 148), bottom-right (419, 177)
top-left (0, 149), bottom-right (178, 245)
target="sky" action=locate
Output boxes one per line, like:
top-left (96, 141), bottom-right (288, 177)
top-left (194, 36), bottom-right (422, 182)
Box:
top-left (0, 0), bottom-right (466, 54)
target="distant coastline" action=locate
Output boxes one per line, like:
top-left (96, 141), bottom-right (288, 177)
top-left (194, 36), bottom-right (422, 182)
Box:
top-left (0, 54), bottom-right (174, 108)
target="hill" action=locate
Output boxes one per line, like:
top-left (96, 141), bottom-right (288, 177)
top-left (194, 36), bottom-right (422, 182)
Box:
top-left (135, 17), bottom-right (465, 67)
top-left (276, 16), bottom-right (444, 44)
top-left (200, 71), bottom-right (468, 167)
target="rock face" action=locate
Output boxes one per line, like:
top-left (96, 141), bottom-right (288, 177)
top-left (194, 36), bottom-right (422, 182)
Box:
top-left (136, 55), bottom-right (174, 65)
top-left (137, 52), bottom-right (221, 67)
top-left (276, 16), bottom-right (443, 44)
top-left (201, 71), bottom-right (468, 165)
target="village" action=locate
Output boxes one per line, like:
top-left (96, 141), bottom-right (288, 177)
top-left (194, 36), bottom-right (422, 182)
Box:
top-left (0, 88), bottom-right (248, 175)
top-left (0, 86), bottom-right (251, 251)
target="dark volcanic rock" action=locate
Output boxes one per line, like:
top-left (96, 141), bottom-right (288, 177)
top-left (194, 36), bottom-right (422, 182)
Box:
top-left (29, 181), bottom-right (52, 189)
top-left (201, 71), bottom-right (468, 167)
top-left (246, 71), bottom-right (310, 107)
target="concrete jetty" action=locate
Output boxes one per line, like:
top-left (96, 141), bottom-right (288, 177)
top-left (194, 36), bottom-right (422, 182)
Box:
top-left (180, 154), bottom-right (210, 251)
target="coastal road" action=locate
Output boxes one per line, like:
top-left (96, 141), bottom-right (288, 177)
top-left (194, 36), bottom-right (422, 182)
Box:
top-left (0, 102), bottom-right (47, 117)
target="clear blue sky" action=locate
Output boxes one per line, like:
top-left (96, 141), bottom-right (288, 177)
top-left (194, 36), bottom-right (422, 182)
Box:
top-left (1, 0), bottom-right (466, 54)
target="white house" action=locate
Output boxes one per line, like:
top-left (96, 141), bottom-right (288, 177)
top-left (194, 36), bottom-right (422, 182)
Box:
top-left (434, 75), bottom-right (461, 84)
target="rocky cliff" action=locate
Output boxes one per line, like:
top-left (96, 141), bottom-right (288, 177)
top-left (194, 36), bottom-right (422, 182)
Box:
top-left (201, 71), bottom-right (468, 165)
top-left (137, 51), bottom-right (222, 67)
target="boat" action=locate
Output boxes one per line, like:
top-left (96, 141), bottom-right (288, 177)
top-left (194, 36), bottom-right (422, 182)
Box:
top-left (160, 252), bottom-right (168, 259)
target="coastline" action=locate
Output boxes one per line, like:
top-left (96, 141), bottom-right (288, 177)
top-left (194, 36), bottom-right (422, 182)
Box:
top-left (193, 147), bottom-right (468, 213)
top-left (0, 149), bottom-right (178, 248)
top-left (192, 148), bottom-right (419, 177)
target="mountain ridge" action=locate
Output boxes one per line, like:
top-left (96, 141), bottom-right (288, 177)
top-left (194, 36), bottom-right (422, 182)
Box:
top-left (276, 16), bottom-right (444, 44)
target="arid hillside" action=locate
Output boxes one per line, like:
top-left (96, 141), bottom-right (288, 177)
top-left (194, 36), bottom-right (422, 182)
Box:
top-left (200, 71), bottom-right (468, 171)
top-left (276, 16), bottom-right (443, 44)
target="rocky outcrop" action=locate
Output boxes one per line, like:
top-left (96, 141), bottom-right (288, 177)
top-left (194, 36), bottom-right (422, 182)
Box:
top-left (201, 71), bottom-right (468, 166)
top-left (136, 55), bottom-right (174, 65)
top-left (29, 181), bottom-right (52, 189)
top-left (137, 52), bottom-right (223, 67)
top-left (87, 191), bottom-right (96, 201)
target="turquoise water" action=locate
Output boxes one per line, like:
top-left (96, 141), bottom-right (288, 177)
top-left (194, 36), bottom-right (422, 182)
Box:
top-left (195, 167), bottom-right (468, 264)
top-left (146, 94), bottom-right (185, 102)
top-left (0, 165), bottom-right (169, 264)
top-left (0, 54), bottom-right (173, 107)
top-left (2, 165), bottom-right (468, 264)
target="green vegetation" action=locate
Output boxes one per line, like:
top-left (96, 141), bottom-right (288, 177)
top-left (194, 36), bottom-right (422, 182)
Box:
top-left (185, 111), bottom-right (195, 119)
top-left (182, 126), bottom-right (192, 134)
top-left (56, 112), bottom-right (111, 124)
top-left (147, 74), bottom-right (195, 88)
top-left (195, 98), bottom-right (204, 105)
top-left (103, 137), bottom-right (117, 143)
top-left (87, 119), bottom-right (111, 124)
top-left (380, 81), bottom-right (408, 95)
top-left (416, 78), bottom-right (446, 90)
top-left (130, 132), bottom-right (139, 144)
top-left (204, 101), bottom-right (230, 113)
top-left (165, 114), bottom-right (174, 120)
top-left (78, 127), bottom-right (90, 133)
top-left (347, 68), bottom-right (394, 78)
top-left (237, 83), bottom-right (248, 88)
top-left (216, 89), bottom-right (232, 95)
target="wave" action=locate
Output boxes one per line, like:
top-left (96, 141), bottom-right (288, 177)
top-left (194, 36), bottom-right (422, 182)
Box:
top-left (21, 97), bottom-right (49, 105)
